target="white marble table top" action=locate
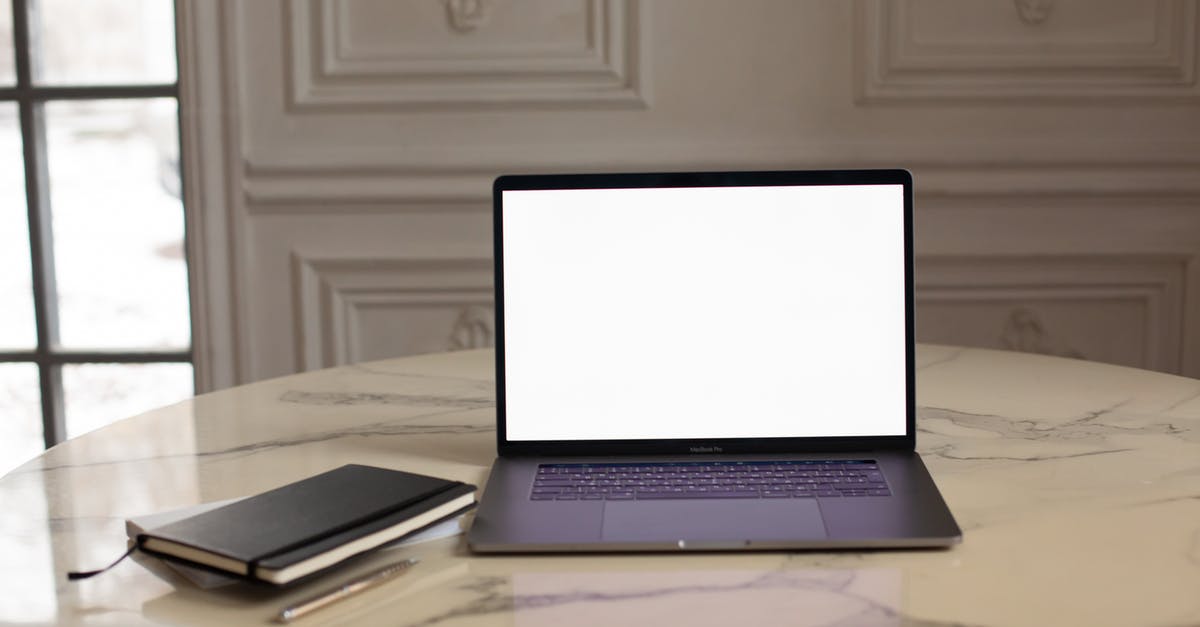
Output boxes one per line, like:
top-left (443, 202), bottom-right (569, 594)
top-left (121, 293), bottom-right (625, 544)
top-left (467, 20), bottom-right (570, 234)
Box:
top-left (2, 345), bottom-right (1199, 626)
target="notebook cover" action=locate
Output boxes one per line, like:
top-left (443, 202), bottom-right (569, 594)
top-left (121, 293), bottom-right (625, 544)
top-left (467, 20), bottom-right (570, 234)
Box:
top-left (142, 500), bottom-right (477, 587)
top-left (254, 484), bottom-right (475, 572)
top-left (137, 465), bottom-right (472, 574)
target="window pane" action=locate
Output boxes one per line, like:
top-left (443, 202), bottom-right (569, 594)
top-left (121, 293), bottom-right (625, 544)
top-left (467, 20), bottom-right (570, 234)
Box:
top-left (32, 0), bottom-right (176, 85)
top-left (46, 99), bottom-right (189, 350)
top-left (62, 363), bottom-right (193, 439)
top-left (0, 364), bottom-right (43, 477)
top-left (0, 103), bottom-right (35, 350)
top-left (0, 0), bottom-right (13, 86)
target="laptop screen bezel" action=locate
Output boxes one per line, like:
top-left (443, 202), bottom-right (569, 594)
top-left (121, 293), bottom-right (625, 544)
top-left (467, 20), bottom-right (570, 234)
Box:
top-left (492, 169), bottom-right (916, 456)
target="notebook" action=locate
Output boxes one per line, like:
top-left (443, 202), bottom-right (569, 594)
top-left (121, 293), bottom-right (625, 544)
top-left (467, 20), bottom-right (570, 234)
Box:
top-left (467, 169), bottom-right (961, 552)
top-left (125, 496), bottom-right (468, 589)
top-left (137, 464), bottom-right (476, 584)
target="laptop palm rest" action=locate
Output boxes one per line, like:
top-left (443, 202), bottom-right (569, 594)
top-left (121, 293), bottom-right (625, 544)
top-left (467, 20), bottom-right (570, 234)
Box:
top-left (600, 499), bottom-right (827, 543)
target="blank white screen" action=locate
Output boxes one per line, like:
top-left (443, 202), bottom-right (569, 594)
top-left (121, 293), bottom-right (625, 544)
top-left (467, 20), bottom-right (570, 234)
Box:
top-left (502, 184), bottom-right (907, 441)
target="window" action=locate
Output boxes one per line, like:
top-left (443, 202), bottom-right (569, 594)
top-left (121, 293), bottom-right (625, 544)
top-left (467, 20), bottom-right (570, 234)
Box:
top-left (0, 0), bottom-right (191, 476)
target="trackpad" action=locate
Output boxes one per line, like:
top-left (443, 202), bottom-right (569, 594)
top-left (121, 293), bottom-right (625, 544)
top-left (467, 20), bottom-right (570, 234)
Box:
top-left (601, 499), bottom-right (827, 543)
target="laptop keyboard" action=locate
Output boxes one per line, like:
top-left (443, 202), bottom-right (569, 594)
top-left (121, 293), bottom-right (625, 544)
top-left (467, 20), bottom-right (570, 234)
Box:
top-left (531, 460), bottom-right (890, 500)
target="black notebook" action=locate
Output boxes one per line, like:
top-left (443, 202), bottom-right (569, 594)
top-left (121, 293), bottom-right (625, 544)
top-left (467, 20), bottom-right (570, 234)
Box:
top-left (136, 464), bottom-right (476, 585)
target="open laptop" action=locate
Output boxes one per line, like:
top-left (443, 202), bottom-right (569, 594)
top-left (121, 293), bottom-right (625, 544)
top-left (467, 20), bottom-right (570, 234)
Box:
top-left (467, 169), bottom-right (961, 552)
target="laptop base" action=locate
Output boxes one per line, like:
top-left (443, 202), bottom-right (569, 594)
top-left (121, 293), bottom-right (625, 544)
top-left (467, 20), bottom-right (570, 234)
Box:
top-left (468, 452), bottom-right (960, 553)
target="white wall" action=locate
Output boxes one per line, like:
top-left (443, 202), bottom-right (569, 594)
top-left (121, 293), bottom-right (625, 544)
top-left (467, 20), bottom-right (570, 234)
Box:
top-left (178, 0), bottom-right (1200, 390)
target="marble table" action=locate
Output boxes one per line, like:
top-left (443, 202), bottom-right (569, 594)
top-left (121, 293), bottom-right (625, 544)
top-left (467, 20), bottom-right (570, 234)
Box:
top-left (2, 345), bottom-right (1199, 626)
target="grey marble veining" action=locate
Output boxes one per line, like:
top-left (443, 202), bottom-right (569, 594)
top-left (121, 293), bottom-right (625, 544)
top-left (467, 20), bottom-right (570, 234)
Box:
top-left (399, 568), bottom-right (917, 627)
top-left (919, 405), bottom-right (1195, 445)
top-left (279, 390), bottom-right (495, 409)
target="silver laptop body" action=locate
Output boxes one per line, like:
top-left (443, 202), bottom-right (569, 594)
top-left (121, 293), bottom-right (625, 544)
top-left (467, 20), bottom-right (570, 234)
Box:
top-left (468, 170), bottom-right (961, 552)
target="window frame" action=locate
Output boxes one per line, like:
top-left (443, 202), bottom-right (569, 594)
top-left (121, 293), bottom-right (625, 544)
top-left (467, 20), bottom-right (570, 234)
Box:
top-left (0, 0), bottom-right (192, 448)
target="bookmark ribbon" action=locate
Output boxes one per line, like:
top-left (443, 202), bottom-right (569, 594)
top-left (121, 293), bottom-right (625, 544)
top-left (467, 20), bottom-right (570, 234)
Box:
top-left (66, 544), bottom-right (138, 580)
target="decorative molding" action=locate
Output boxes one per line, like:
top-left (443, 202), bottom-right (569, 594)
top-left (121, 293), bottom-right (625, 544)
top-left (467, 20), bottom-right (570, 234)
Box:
top-left (999, 306), bottom-right (1084, 360)
top-left (444, 0), bottom-right (490, 33)
top-left (285, 0), bottom-right (648, 111)
top-left (856, 0), bottom-right (1200, 102)
top-left (1013, 0), bottom-right (1055, 25)
top-left (447, 305), bottom-right (495, 350)
top-left (915, 255), bottom-right (1187, 372)
top-left (291, 254), bottom-right (493, 371)
top-left (177, 0), bottom-right (251, 391)
top-left (239, 139), bottom-right (1200, 211)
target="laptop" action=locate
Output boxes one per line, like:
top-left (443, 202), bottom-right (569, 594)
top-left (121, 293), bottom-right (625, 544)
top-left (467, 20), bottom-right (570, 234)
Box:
top-left (467, 169), bottom-right (961, 552)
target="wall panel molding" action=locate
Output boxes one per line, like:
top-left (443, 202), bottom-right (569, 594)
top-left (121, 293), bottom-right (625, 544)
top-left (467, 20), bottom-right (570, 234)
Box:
top-left (285, 0), bottom-right (648, 111)
top-left (856, 0), bottom-right (1200, 102)
top-left (177, 0), bottom-right (253, 391)
top-left (240, 139), bottom-right (1200, 212)
top-left (292, 253), bottom-right (493, 370)
top-left (915, 254), bottom-right (1188, 372)
top-left (180, 2), bottom-right (1200, 384)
